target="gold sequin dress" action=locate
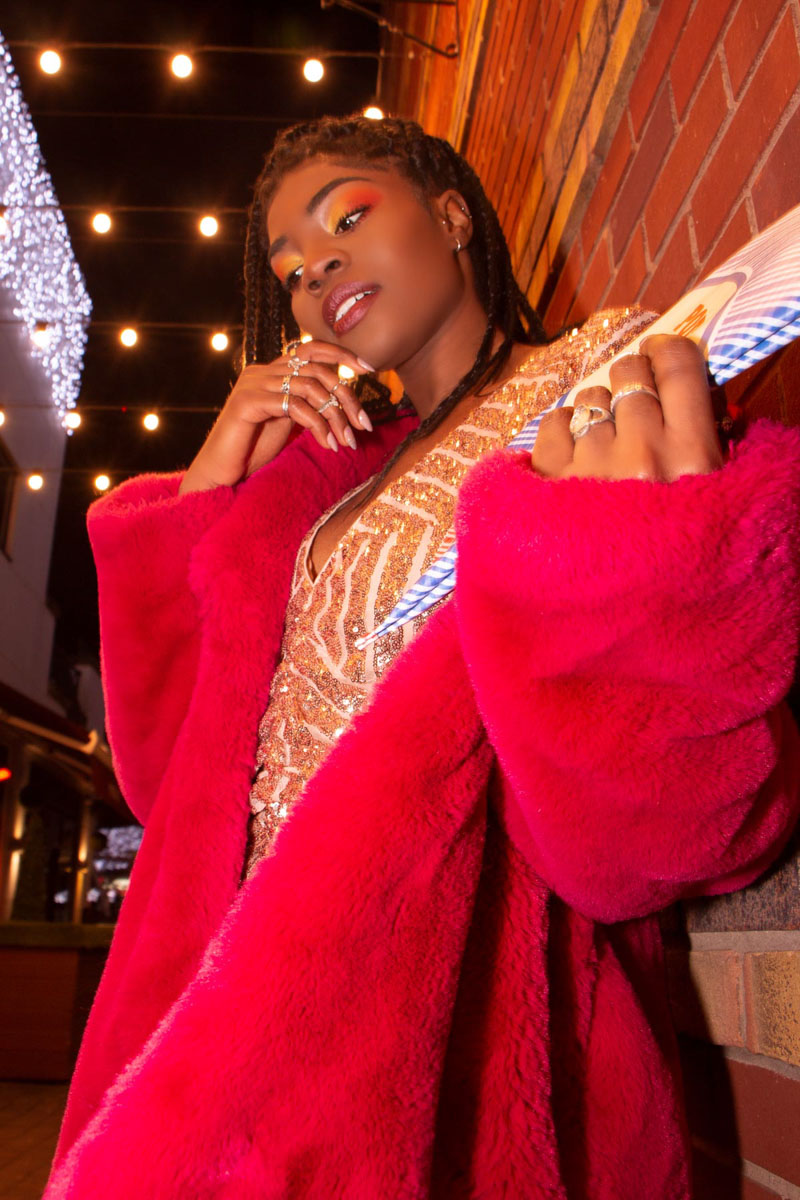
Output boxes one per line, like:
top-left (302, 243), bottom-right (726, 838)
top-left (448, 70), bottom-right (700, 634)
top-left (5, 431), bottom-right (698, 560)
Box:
top-left (243, 309), bottom-right (649, 876)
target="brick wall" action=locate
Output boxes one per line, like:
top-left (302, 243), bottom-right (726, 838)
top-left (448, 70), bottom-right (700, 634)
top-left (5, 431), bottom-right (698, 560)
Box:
top-left (381, 2), bottom-right (800, 1195)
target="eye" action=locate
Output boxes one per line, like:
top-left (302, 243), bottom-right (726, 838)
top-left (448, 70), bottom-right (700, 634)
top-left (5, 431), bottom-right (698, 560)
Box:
top-left (334, 205), bottom-right (370, 235)
top-left (282, 266), bottom-right (303, 294)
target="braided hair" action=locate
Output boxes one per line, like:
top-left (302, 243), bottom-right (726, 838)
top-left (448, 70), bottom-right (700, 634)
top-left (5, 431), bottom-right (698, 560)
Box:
top-left (243, 114), bottom-right (548, 481)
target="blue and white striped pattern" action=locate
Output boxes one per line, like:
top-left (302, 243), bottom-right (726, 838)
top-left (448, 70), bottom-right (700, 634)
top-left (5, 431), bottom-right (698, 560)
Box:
top-left (356, 204), bottom-right (800, 649)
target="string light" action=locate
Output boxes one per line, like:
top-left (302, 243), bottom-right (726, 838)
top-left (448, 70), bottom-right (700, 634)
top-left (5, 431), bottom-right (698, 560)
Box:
top-left (198, 215), bottom-right (218, 237)
top-left (0, 35), bottom-right (91, 418)
top-left (170, 53), bottom-right (193, 78)
top-left (38, 50), bottom-right (62, 75)
top-left (210, 331), bottom-right (228, 351)
top-left (364, 106), bottom-right (384, 120)
top-left (92, 211), bottom-right (112, 234)
top-left (94, 474), bottom-right (110, 491)
top-left (27, 473), bottom-right (44, 490)
top-left (143, 412), bottom-right (159, 431)
top-left (31, 321), bottom-right (51, 349)
top-left (63, 410), bottom-right (81, 430)
top-left (300, 333), bottom-right (313, 344)
top-left (0, 410), bottom-right (5, 427)
top-left (303, 58), bottom-right (324, 83)
top-left (119, 327), bottom-right (138, 347)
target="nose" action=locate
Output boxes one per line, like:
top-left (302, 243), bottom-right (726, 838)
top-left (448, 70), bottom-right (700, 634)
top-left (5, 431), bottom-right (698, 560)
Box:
top-left (303, 242), bottom-right (347, 294)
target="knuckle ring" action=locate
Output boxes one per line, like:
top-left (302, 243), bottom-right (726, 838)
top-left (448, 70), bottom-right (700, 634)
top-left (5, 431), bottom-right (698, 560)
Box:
top-left (569, 404), bottom-right (615, 439)
top-left (289, 357), bottom-right (308, 376)
top-left (609, 382), bottom-right (659, 415)
top-left (318, 395), bottom-right (343, 415)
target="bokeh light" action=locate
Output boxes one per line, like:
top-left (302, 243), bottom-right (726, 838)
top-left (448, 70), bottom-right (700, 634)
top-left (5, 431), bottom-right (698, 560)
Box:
top-left (171, 54), bottom-right (193, 78)
top-left (303, 58), bottom-right (324, 83)
top-left (210, 332), bottom-right (229, 351)
top-left (364, 106), bottom-right (384, 120)
top-left (27, 473), bottom-right (44, 491)
top-left (94, 474), bottom-right (111, 492)
top-left (39, 50), bottom-right (62, 75)
top-left (143, 412), bottom-right (160, 431)
top-left (199, 215), bottom-right (219, 238)
top-left (92, 212), bottom-right (112, 234)
top-left (119, 327), bottom-right (138, 347)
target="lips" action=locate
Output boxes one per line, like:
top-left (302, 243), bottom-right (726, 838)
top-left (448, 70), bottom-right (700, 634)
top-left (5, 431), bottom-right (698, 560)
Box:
top-left (323, 281), bottom-right (381, 335)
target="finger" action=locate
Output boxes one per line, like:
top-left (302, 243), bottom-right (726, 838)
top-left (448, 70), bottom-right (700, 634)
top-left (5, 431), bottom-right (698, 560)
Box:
top-left (272, 361), bottom-right (372, 433)
top-left (531, 407), bottom-right (574, 477)
top-left (287, 339), bottom-right (374, 377)
top-left (608, 353), bottom-right (662, 434)
top-left (284, 375), bottom-right (358, 448)
top-left (282, 392), bottom-right (340, 452)
top-left (639, 335), bottom-right (719, 448)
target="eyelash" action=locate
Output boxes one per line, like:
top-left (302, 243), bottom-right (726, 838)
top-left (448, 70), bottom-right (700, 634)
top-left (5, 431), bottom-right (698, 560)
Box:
top-left (282, 204), bottom-right (372, 293)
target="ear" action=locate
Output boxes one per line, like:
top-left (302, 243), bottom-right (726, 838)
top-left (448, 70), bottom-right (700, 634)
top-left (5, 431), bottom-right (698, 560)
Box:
top-left (433, 189), bottom-right (473, 253)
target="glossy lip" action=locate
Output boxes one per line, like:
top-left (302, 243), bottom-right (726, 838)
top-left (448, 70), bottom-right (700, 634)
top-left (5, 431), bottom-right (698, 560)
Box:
top-left (323, 281), bottom-right (380, 334)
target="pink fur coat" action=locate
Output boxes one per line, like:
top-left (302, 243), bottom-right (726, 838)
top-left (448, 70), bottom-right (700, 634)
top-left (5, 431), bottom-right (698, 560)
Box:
top-left (46, 409), bottom-right (800, 1199)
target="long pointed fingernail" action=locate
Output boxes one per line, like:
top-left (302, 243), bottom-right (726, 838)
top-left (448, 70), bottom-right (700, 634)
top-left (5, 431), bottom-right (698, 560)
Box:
top-left (344, 427), bottom-right (357, 450)
top-left (357, 357), bottom-right (375, 371)
top-left (358, 410), bottom-right (373, 432)
top-left (327, 432), bottom-right (339, 452)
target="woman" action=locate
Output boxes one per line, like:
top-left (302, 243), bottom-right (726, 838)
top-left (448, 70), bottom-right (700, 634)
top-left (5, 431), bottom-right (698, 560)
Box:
top-left (47, 117), bottom-right (800, 1198)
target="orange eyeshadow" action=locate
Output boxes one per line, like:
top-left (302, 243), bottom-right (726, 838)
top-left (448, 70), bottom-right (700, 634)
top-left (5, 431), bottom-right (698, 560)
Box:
top-left (322, 185), bottom-right (382, 234)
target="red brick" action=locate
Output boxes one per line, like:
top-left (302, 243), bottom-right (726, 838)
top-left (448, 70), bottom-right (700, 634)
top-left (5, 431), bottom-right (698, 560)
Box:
top-left (744, 951), bottom-right (800, 1066)
top-left (570, 233), bottom-right (612, 322)
top-left (641, 215), bottom-right (695, 313)
top-left (645, 59), bottom-right (728, 256)
top-left (628, 0), bottom-right (692, 137)
top-left (778, 337), bottom-right (800, 424)
top-left (739, 366), bottom-right (787, 423)
top-left (703, 201), bottom-right (753, 275)
top-left (581, 115), bottom-right (633, 261)
top-left (752, 103), bottom-right (800, 231)
top-left (610, 87), bottom-right (675, 260)
top-left (605, 224), bottom-right (646, 308)
top-left (679, 1039), bottom-right (800, 1184)
top-left (741, 1178), bottom-right (785, 1200)
top-left (670, 0), bottom-right (731, 120)
top-left (690, 1145), bottom-right (745, 1200)
top-left (692, 10), bottom-right (800, 259)
top-left (724, 0), bottom-right (785, 97)
top-left (544, 236), bottom-right (583, 335)
top-left (729, 1057), bottom-right (800, 1184)
top-left (666, 948), bottom-right (745, 1046)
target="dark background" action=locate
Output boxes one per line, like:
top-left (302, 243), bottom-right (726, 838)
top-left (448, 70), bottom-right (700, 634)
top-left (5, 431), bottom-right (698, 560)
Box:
top-left (1, 0), bottom-right (381, 664)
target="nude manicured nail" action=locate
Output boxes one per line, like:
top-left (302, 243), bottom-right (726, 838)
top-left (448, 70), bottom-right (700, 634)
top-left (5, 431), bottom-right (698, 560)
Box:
top-left (357, 357), bottom-right (375, 371)
top-left (327, 432), bottom-right (339, 453)
top-left (358, 410), bottom-right (373, 432)
top-left (344, 428), bottom-right (357, 450)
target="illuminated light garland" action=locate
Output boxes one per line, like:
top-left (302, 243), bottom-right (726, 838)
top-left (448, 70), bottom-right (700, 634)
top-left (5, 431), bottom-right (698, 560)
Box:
top-left (0, 33), bottom-right (91, 429)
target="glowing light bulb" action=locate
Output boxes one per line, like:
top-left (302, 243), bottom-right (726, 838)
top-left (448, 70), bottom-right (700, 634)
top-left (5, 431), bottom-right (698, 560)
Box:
top-left (364, 106), bottom-right (384, 120)
top-left (39, 50), bottom-right (62, 75)
top-left (92, 212), bottom-right (112, 234)
top-left (199, 215), bottom-right (218, 238)
top-left (0, 410), bottom-right (5, 428)
top-left (64, 410), bottom-right (81, 430)
top-left (300, 333), bottom-right (313, 344)
top-left (171, 53), bottom-right (193, 78)
top-left (31, 322), bottom-right (50, 349)
top-left (143, 412), bottom-right (160, 431)
top-left (27, 473), bottom-right (44, 491)
top-left (303, 58), bottom-right (324, 83)
top-left (338, 364), bottom-right (355, 381)
top-left (210, 332), bottom-right (229, 351)
top-left (94, 474), bottom-right (111, 492)
top-left (119, 327), bottom-right (138, 347)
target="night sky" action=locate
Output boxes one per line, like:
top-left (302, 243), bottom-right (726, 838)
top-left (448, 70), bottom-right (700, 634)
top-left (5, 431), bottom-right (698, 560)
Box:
top-left (1, 0), bottom-right (381, 658)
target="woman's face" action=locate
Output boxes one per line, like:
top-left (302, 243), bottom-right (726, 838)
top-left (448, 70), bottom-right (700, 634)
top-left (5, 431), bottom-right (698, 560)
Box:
top-left (265, 159), bottom-right (473, 371)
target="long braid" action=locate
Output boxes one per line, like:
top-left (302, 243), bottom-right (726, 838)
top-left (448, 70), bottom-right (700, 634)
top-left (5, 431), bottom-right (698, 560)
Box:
top-left (241, 115), bottom-right (548, 489)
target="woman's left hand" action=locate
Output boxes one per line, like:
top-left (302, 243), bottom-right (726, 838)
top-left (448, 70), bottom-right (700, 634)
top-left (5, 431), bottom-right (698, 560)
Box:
top-left (531, 334), bottom-right (724, 481)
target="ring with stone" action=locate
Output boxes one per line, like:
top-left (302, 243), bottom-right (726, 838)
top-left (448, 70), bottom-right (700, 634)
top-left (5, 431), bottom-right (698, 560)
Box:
top-left (286, 339), bottom-right (302, 357)
top-left (569, 404), bottom-right (615, 439)
top-left (289, 357), bottom-right (308, 376)
top-left (317, 396), bottom-right (343, 415)
top-left (609, 382), bottom-right (660, 415)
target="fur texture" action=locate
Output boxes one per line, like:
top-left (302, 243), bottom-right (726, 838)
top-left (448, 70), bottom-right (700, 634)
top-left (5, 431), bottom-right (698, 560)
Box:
top-left (46, 418), bottom-right (800, 1199)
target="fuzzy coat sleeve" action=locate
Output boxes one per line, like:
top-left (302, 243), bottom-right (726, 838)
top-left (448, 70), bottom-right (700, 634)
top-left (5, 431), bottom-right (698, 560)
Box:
top-left (88, 422), bottom-right (414, 825)
top-left (454, 421), bottom-right (800, 922)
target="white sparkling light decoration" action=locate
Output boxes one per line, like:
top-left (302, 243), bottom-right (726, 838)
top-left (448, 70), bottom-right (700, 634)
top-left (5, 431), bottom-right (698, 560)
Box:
top-left (303, 58), bottom-right (324, 83)
top-left (143, 412), bottom-right (159, 430)
top-left (210, 331), bottom-right (228, 351)
top-left (0, 35), bottom-right (91, 424)
top-left (199, 215), bottom-right (218, 237)
top-left (171, 53), bottom-right (193, 78)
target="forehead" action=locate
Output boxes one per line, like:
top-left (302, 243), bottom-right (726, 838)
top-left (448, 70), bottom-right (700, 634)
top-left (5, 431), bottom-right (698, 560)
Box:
top-left (265, 159), bottom-right (421, 239)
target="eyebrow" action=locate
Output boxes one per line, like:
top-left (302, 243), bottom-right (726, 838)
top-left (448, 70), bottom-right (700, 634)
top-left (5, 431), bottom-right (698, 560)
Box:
top-left (268, 176), bottom-right (372, 260)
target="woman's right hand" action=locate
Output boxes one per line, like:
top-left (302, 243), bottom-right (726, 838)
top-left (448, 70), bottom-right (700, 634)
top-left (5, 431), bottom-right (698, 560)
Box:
top-left (179, 340), bottom-right (375, 494)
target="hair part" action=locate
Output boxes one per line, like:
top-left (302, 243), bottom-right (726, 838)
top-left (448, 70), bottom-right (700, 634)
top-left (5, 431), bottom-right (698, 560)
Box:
top-left (242, 115), bottom-right (548, 490)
